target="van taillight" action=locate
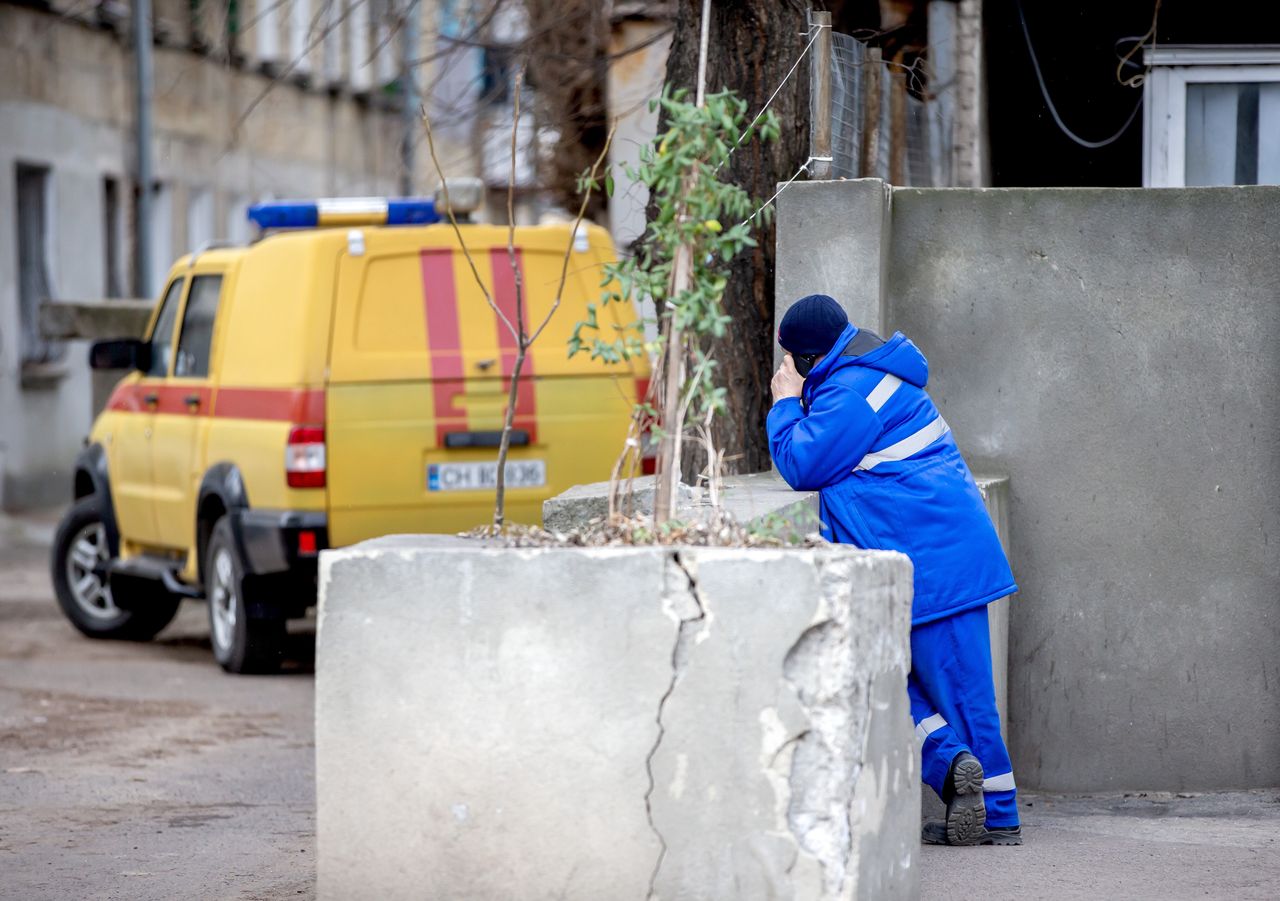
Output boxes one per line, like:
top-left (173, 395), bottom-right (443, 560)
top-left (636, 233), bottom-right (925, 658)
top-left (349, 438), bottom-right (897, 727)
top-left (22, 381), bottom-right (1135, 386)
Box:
top-left (286, 425), bottom-right (326, 489)
top-left (635, 378), bottom-right (658, 476)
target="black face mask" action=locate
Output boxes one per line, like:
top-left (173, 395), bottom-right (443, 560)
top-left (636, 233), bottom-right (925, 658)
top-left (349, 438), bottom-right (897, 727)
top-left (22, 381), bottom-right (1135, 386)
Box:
top-left (793, 353), bottom-right (819, 377)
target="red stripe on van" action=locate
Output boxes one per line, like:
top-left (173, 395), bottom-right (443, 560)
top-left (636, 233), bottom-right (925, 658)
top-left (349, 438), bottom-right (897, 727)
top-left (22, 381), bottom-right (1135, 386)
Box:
top-left (421, 249), bottom-right (467, 447)
top-left (488, 248), bottom-right (538, 444)
top-left (105, 383), bottom-right (323, 422)
top-left (215, 387), bottom-right (325, 422)
top-left (105, 383), bottom-right (213, 415)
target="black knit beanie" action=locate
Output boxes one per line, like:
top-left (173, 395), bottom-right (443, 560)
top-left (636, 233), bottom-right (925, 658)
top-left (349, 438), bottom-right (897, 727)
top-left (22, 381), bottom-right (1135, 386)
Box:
top-left (777, 294), bottom-right (849, 355)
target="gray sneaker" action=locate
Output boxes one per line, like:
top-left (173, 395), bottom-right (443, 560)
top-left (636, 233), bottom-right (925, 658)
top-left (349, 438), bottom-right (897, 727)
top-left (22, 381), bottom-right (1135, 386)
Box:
top-left (921, 751), bottom-right (986, 846)
top-left (982, 826), bottom-right (1024, 846)
top-left (922, 822), bottom-right (1024, 846)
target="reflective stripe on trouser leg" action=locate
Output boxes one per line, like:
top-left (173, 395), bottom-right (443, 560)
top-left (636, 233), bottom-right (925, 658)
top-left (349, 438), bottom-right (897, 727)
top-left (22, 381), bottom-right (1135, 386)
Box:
top-left (909, 603), bottom-right (1020, 828)
top-left (982, 771), bottom-right (1018, 828)
top-left (908, 675), bottom-right (969, 801)
top-left (983, 771), bottom-right (1016, 793)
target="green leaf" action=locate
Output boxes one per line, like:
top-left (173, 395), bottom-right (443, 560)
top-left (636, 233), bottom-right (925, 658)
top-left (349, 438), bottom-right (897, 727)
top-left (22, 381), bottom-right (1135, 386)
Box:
top-left (605, 171), bottom-right (615, 198)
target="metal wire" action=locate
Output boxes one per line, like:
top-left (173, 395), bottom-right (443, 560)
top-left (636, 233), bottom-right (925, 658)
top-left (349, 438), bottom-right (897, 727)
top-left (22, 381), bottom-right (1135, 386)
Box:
top-left (721, 22), bottom-right (830, 169)
top-left (1015, 0), bottom-right (1143, 150)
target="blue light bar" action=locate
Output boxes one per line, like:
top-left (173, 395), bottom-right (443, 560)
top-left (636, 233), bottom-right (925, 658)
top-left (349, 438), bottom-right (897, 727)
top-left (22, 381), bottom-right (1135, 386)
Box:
top-left (248, 201), bottom-right (318, 229)
top-left (247, 198), bottom-right (440, 230)
top-left (387, 199), bottom-right (440, 225)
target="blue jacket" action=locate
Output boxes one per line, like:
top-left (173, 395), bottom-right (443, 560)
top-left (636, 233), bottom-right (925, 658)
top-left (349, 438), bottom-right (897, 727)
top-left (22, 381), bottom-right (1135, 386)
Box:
top-left (767, 324), bottom-right (1016, 625)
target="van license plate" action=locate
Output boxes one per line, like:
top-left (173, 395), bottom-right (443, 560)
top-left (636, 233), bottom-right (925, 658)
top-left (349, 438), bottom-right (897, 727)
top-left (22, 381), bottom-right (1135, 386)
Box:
top-left (428, 460), bottom-right (547, 492)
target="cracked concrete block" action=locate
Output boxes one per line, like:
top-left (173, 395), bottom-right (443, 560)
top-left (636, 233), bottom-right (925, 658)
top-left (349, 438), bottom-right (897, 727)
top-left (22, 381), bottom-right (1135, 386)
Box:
top-left (317, 538), bottom-right (917, 900)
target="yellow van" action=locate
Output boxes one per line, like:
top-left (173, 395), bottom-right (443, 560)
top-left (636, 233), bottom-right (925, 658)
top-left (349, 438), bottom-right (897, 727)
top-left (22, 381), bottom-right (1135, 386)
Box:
top-left (51, 195), bottom-right (648, 672)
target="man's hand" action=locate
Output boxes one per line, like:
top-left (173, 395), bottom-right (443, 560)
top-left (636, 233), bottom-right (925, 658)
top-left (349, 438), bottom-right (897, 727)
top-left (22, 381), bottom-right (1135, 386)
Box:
top-left (771, 354), bottom-right (805, 404)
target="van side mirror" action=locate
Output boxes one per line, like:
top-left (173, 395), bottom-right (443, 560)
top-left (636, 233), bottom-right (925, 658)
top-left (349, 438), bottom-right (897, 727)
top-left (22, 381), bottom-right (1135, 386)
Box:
top-left (90, 338), bottom-right (150, 371)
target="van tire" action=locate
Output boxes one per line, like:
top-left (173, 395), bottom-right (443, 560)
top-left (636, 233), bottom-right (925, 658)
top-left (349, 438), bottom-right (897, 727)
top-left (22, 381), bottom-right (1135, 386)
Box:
top-left (51, 496), bottom-right (181, 641)
top-left (205, 517), bottom-right (285, 674)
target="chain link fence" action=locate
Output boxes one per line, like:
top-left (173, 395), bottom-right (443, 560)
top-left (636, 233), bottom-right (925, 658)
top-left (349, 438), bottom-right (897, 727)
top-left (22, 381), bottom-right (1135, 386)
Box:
top-left (820, 27), bottom-right (948, 186)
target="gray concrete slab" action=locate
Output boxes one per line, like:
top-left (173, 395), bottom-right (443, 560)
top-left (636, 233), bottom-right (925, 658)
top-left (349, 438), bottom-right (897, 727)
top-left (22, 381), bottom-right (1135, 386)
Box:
top-left (921, 790), bottom-right (1280, 901)
top-left (774, 178), bottom-right (890, 367)
top-left (316, 540), bottom-right (919, 900)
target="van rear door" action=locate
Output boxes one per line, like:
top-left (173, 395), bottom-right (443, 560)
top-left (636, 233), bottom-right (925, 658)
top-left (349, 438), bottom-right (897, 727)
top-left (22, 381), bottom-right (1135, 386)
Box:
top-left (325, 223), bottom-right (644, 547)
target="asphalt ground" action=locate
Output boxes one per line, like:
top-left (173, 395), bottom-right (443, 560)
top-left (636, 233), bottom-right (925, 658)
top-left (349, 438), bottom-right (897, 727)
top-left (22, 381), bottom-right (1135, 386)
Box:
top-left (921, 789), bottom-right (1280, 900)
top-left (0, 513), bottom-right (315, 901)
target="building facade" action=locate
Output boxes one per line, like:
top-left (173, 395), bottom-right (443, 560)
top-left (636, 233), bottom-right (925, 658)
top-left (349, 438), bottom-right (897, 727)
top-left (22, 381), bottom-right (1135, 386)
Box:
top-left (0, 0), bottom-right (478, 509)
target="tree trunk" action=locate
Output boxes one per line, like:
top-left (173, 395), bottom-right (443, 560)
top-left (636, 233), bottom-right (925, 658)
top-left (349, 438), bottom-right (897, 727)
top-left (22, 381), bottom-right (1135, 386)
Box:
top-left (524, 0), bottom-right (610, 222)
top-left (661, 0), bottom-right (811, 478)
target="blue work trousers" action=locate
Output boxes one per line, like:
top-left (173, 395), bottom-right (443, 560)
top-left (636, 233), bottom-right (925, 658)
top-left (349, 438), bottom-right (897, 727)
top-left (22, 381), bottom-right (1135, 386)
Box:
top-left (908, 603), bottom-right (1019, 828)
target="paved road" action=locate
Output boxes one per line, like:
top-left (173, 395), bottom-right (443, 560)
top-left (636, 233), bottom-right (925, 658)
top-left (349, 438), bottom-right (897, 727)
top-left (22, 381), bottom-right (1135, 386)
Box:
top-left (0, 515), bottom-right (315, 901)
top-left (921, 789), bottom-right (1280, 900)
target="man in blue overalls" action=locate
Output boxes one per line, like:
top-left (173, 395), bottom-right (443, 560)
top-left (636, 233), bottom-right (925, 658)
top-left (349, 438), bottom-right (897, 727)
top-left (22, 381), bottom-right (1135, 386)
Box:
top-left (767, 293), bottom-right (1022, 846)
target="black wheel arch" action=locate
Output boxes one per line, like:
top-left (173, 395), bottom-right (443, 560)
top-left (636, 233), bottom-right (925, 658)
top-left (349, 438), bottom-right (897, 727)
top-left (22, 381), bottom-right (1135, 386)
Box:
top-left (72, 443), bottom-right (120, 556)
top-left (196, 463), bottom-right (251, 588)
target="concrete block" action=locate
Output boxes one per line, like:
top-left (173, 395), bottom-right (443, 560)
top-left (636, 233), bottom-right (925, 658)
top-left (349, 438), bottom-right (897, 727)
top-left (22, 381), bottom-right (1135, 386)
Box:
top-left (712, 470), bottom-right (821, 534)
top-left (540, 475), bottom-right (700, 532)
top-left (38, 299), bottom-right (152, 340)
top-left (542, 471), bottom-right (820, 537)
top-left (317, 538), bottom-right (919, 900)
top-left (774, 178), bottom-right (890, 368)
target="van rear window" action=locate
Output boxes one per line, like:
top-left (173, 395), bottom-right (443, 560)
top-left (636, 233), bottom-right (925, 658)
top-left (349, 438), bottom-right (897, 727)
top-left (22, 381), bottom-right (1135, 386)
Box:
top-left (342, 246), bottom-right (624, 380)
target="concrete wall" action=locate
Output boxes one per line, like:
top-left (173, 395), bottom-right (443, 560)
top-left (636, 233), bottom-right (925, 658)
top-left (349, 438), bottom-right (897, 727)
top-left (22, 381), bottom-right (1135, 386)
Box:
top-left (773, 179), bottom-right (890, 369)
top-left (317, 537), bottom-right (919, 900)
top-left (775, 179), bottom-right (1280, 792)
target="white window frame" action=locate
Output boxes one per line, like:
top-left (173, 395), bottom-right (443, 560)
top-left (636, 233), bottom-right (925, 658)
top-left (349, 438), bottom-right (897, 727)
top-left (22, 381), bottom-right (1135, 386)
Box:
top-left (1144, 45), bottom-right (1280, 187)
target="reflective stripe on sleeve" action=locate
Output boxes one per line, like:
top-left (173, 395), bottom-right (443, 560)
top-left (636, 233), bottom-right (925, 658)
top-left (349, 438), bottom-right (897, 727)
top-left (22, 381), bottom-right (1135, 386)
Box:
top-left (983, 771), bottom-right (1016, 792)
top-left (864, 373), bottom-right (902, 412)
top-left (856, 416), bottom-right (950, 471)
top-left (914, 713), bottom-right (948, 741)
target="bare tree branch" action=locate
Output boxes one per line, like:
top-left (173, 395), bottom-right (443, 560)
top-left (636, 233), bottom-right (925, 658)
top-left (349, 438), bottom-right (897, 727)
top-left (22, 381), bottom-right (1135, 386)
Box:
top-left (492, 66), bottom-right (530, 529)
top-left (527, 120), bottom-right (615, 346)
top-left (421, 102), bottom-right (517, 339)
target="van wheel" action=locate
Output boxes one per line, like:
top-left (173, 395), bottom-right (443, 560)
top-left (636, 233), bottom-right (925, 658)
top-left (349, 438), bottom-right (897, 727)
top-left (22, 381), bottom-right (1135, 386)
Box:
top-left (51, 497), bottom-right (181, 640)
top-left (206, 517), bottom-right (285, 674)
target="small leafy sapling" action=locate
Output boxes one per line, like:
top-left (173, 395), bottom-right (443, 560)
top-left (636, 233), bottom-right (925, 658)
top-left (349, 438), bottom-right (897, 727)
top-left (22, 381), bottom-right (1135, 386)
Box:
top-left (570, 86), bottom-right (779, 524)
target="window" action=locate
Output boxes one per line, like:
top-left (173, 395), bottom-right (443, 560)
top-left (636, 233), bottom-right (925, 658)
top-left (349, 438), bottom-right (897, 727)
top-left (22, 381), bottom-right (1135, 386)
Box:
top-left (1144, 46), bottom-right (1280, 187)
top-left (480, 46), bottom-right (514, 106)
top-left (174, 275), bottom-right (223, 379)
top-left (349, 0), bottom-right (373, 93)
top-left (15, 163), bottom-right (64, 371)
top-left (147, 182), bottom-right (174, 299)
top-left (225, 193), bottom-right (251, 246)
top-left (147, 278), bottom-right (186, 377)
top-left (320, 0), bottom-right (343, 87)
top-left (187, 187), bottom-right (215, 254)
top-left (372, 0), bottom-right (396, 87)
top-left (288, 0), bottom-right (312, 78)
top-left (104, 177), bottom-right (125, 298)
top-left (254, 0), bottom-right (283, 67)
